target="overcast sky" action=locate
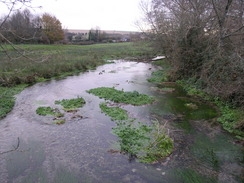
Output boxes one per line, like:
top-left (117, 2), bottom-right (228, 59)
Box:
top-left (24, 0), bottom-right (143, 31)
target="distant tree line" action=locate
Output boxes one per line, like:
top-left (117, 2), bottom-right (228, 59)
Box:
top-left (66, 27), bottom-right (136, 44)
top-left (142, 0), bottom-right (243, 107)
top-left (0, 9), bottom-right (64, 44)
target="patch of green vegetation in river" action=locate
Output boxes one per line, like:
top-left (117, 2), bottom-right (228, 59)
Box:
top-left (36, 97), bottom-right (86, 125)
top-left (112, 120), bottom-right (173, 163)
top-left (88, 87), bottom-right (173, 163)
top-left (36, 107), bottom-right (63, 117)
top-left (99, 102), bottom-right (129, 121)
top-left (55, 97), bottom-right (86, 111)
top-left (87, 87), bottom-right (154, 105)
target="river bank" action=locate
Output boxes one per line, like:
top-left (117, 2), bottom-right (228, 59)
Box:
top-left (148, 59), bottom-right (244, 141)
top-left (0, 60), bottom-right (243, 182)
top-left (0, 42), bottom-right (155, 119)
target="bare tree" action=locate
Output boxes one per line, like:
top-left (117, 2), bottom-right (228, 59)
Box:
top-left (140, 0), bottom-right (244, 106)
top-left (0, 0), bottom-right (46, 61)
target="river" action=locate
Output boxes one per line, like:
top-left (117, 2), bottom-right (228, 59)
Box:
top-left (0, 60), bottom-right (243, 183)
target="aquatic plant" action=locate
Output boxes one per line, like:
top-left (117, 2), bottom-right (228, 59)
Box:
top-left (87, 87), bottom-right (154, 106)
top-left (0, 43), bottom-right (154, 120)
top-left (99, 102), bottom-right (129, 121)
top-left (112, 120), bottom-right (174, 163)
top-left (36, 106), bottom-right (62, 117)
top-left (54, 119), bottom-right (66, 125)
top-left (185, 103), bottom-right (198, 110)
top-left (140, 120), bottom-right (173, 163)
top-left (55, 97), bottom-right (86, 111)
top-left (177, 79), bottom-right (244, 139)
top-left (112, 120), bottom-right (152, 158)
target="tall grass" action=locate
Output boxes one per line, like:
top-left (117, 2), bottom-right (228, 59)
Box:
top-left (0, 42), bottom-right (153, 86)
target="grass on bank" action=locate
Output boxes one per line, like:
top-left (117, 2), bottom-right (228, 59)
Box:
top-left (0, 84), bottom-right (27, 119)
top-left (0, 42), bottom-right (154, 87)
top-left (147, 70), bottom-right (169, 83)
top-left (0, 42), bottom-right (153, 119)
top-left (87, 87), bottom-right (154, 106)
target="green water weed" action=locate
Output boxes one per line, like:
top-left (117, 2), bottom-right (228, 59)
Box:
top-left (55, 97), bottom-right (86, 111)
top-left (36, 106), bottom-right (63, 117)
top-left (99, 102), bottom-right (129, 121)
top-left (112, 119), bottom-right (174, 163)
top-left (87, 87), bottom-right (154, 106)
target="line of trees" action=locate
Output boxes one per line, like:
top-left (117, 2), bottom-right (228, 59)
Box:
top-left (141, 0), bottom-right (243, 107)
top-left (0, 7), bottom-right (64, 44)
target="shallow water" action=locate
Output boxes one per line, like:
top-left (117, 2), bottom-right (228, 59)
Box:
top-left (0, 60), bottom-right (243, 183)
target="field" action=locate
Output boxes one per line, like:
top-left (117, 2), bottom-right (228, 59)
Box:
top-left (0, 42), bottom-right (154, 118)
top-left (0, 42), bottom-right (153, 87)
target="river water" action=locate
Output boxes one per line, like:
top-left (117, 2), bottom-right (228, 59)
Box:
top-left (0, 60), bottom-right (243, 183)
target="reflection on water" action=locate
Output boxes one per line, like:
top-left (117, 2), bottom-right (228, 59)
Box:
top-left (0, 60), bottom-right (243, 183)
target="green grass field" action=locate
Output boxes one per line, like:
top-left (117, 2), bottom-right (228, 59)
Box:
top-left (0, 42), bottom-right (153, 87)
top-left (0, 42), bottom-right (153, 119)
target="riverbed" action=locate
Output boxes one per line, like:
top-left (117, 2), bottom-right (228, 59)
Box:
top-left (0, 60), bottom-right (243, 183)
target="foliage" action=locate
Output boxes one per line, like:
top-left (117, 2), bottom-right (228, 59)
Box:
top-left (87, 87), bottom-right (154, 106)
top-left (112, 120), bottom-right (173, 163)
top-left (35, 97), bottom-right (86, 125)
top-left (55, 97), bottom-right (86, 111)
top-left (140, 121), bottom-right (173, 163)
top-left (112, 120), bottom-right (152, 157)
top-left (142, 0), bottom-right (244, 107)
top-left (177, 79), bottom-right (244, 140)
top-left (99, 102), bottom-right (128, 121)
top-left (36, 106), bottom-right (63, 117)
top-left (214, 99), bottom-right (244, 139)
top-left (147, 70), bottom-right (168, 83)
top-left (0, 84), bottom-right (27, 119)
top-left (41, 13), bottom-right (64, 44)
top-left (0, 43), bottom-right (152, 120)
top-left (88, 27), bottom-right (107, 42)
top-left (0, 42), bottom-right (153, 87)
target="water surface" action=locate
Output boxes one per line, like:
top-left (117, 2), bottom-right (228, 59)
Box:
top-left (0, 60), bottom-right (243, 183)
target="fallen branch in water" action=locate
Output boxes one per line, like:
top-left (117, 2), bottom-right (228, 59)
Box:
top-left (0, 137), bottom-right (20, 155)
